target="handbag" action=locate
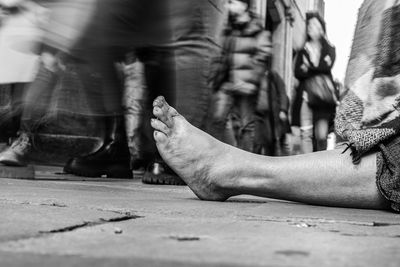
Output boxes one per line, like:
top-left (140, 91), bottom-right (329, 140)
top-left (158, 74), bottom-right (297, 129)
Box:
top-left (304, 74), bottom-right (337, 108)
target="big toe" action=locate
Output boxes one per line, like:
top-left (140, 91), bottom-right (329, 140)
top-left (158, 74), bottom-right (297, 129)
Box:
top-left (153, 96), bottom-right (178, 127)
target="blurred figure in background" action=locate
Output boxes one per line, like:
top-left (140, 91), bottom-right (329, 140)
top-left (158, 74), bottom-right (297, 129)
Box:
top-left (0, 0), bottom-right (111, 172)
top-left (208, 0), bottom-right (272, 153)
top-left (254, 65), bottom-right (291, 156)
top-left (0, 0), bottom-right (45, 144)
top-left (292, 12), bottom-right (337, 153)
top-left (121, 51), bottom-right (148, 173)
top-left (0, 0), bottom-right (227, 183)
top-left (129, 1), bottom-right (227, 185)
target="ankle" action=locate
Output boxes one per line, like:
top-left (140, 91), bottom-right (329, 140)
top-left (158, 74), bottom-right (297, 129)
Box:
top-left (228, 154), bottom-right (276, 196)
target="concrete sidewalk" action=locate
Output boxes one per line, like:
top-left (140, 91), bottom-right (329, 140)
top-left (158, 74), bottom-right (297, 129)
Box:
top-left (0, 165), bottom-right (400, 267)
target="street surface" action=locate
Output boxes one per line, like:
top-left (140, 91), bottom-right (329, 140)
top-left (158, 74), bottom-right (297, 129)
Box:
top-left (1, 165), bottom-right (400, 267)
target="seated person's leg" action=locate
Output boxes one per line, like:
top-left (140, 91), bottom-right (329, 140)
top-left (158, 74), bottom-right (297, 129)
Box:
top-left (150, 96), bottom-right (390, 211)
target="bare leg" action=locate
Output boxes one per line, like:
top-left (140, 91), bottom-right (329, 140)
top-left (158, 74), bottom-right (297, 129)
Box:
top-left (151, 96), bottom-right (390, 210)
top-left (314, 117), bottom-right (329, 151)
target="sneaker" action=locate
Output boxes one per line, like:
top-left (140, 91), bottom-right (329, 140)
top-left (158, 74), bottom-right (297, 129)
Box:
top-left (0, 132), bottom-right (32, 167)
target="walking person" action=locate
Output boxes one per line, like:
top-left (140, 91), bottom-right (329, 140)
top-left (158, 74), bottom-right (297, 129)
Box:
top-left (0, 0), bottom-right (227, 183)
top-left (292, 12), bottom-right (337, 153)
top-left (0, 0), bottom-right (45, 144)
top-left (254, 67), bottom-right (290, 156)
top-left (208, 0), bottom-right (272, 152)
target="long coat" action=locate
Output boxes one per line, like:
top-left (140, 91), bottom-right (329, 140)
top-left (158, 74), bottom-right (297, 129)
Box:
top-left (291, 38), bottom-right (336, 126)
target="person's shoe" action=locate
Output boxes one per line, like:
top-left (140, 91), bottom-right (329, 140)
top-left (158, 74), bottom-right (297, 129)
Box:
top-left (63, 115), bottom-right (132, 178)
top-left (142, 161), bottom-right (186, 185)
top-left (63, 142), bottom-right (132, 178)
top-left (0, 132), bottom-right (32, 167)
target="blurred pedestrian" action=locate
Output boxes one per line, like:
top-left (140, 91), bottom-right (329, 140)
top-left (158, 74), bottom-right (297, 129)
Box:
top-left (208, 0), bottom-right (272, 152)
top-left (0, 0), bottom-right (45, 143)
top-left (292, 12), bottom-right (337, 153)
top-left (0, 0), bottom-right (227, 184)
top-left (254, 68), bottom-right (290, 156)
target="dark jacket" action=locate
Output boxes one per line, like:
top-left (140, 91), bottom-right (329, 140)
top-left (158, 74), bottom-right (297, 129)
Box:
top-left (212, 14), bottom-right (272, 95)
top-left (255, 70), bottom-right (290, 150)
top-left (291, 38), bottom-right (336, 126)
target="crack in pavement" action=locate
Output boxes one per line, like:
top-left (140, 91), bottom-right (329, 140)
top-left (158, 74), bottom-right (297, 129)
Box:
top-left (0, 213), bottom-right (144, 245)
top-left (39, 213), bottom-right (143, 234)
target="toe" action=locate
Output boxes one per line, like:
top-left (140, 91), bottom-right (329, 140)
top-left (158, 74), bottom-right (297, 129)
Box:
top-left (153, 130), bottom-right (168, 144)
top-left (153, 96), bottom-right (166, 108)
top-left (153, 105), bottom-right (173, 128)
top-left (151, 118), bottom-right (171, 135)
top-left (152, 96), bottom-right (180, 126)
top-left (167, 105), bottom-right (179, 117)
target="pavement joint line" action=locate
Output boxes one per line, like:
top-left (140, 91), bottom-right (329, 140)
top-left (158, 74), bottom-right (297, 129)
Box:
top-left (241, 216), bottom-right (400, 227)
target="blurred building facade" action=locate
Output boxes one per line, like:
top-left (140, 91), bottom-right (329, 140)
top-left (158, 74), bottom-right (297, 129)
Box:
top-left (345, 0), bottom-right (385, 89)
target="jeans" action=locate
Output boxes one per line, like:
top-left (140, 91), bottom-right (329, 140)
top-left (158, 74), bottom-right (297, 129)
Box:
top-left (129, 0), bottom-right (227, 158)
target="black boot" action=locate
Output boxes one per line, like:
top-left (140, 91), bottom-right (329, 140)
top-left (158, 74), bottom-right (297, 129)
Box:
top-left (63, 115), bottom-right (132, 178)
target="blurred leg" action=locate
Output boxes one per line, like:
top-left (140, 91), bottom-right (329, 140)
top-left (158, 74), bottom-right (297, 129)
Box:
top-left (238, 95), bottom-right (257, 152)
top-left (142, 0), bottom-right (227, 184)
top-left (313, 116), bottom-right (329, 152)
top-left (208, 91), bottom-right (235, 142)
top-left (300, 100), bottom-right (314, 154)
top-left (14, 51), bottom-right (64, 143)
top-left (169, 0), bottom-right (227, 129)
top-left (223, 113), bottom-right (238, 146)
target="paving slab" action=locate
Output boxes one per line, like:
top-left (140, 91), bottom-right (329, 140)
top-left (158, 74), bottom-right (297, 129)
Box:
top-left (0, 166), bottom-right (400, 267)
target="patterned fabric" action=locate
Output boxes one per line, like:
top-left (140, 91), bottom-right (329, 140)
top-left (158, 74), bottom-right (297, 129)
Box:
top-left (335, 3), bottom-right (400, 163)
top-left (336, 2), bottom-right (400, 211)
top-left (335, 90), bottom-right (400, 163)
top-left (377, 136), bottom-right (400, 212)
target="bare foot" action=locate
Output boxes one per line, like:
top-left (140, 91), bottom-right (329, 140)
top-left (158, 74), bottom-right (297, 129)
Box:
top-left (151, 96), bottom-right (237, 201)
